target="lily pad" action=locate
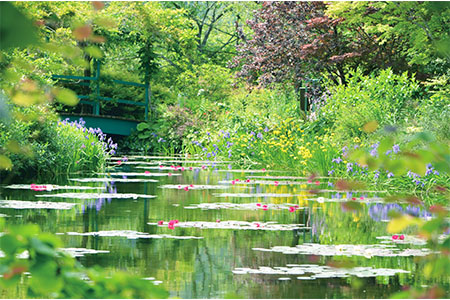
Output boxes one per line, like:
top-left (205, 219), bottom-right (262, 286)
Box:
top-left (149, 220), bottom-right (307, 231)
top-left (70, 178), bottom-right (159, 183)
top-left (0, 200), bottom-right (78, 210)
top-left (376, 235), bottom-right (448, 246)
top-left (160, 184), bottom-right (234, 190)
top-left (219, 180), bottom-right (305, 185)
top-left (0, 248), bottom-right (109, 258)
top-left (217, 169), bottom-right (276, 173)
top-left (214, 193), bottom-right (294, 198)
top-left (60, 248), bottom-right (110, 257)
top-left (97, 172), bottom-right (180, 177)
top-left (183, 202), bottom-right (306, 211)
top-left (252, 243), bottom-right (436, 258)
top-left (247, 176), bottom-right (333, 180)
top-left (4, 184), bottom-right (103, 191)
top-left (232, 264), bottom-right (410, 278)
top-left (59, 230), bottom-right (203, 240)
top-left (36, 193), bottom-right (156, 199)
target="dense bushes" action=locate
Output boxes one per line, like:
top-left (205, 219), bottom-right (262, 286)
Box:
top-left (320, 69), bottom-right (422, 142)
top-left (0, 105), bottom-right (115, 181)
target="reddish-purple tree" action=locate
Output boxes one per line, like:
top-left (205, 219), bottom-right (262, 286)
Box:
top-left (231, 2), bottom-right (362, 94)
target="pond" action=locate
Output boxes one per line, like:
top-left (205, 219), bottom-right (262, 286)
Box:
top-left (1, 156), bottom-right (448, 299)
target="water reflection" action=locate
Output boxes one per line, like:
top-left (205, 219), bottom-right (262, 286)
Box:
top-left (0, 155), bottom-right (449, 298)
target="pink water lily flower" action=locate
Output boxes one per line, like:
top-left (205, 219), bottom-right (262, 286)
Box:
top-left (274, 181), bottom-right (279, 186)
top-left (189, 167), bottom-right (193, 170)
top-left (315, 181), bottom-right (320, 185)
top-left (189, 184), bottom-right (194, 188)
top-left (262, 205), bottom-right (268, 211)
top-left (184, 186), bottom-right (189, 191)
top-left (168, 173), bottom-right (172, 176)
top-left (392, 235), bottom-right (399, 240)
top-left (256, 203), bottom-right (261, 207)
top-left (181, 167), bottom-right (185, 171)
top-left (262, 168), bottom-right (266, 171)
top-left (144, 171), bottom-right (150, 174)
top-left (399, 234), bottom-right (405, 240)
top-left (232, 180), bottom-right (236, 185)
top-left (246, 179), bottom-right (251, 183)
top-left (157, 220), bottom-right (164, 225)
top-left (216, 219), bottom-right (220, 223)
top-left (288, 206), bottom-right (296, 213)
top-left (159, 165), bottom-right (163, 168)
top-left (117, 160), bottom-right (122, 165)
top-left (255, 223), bottom-right (261, 228)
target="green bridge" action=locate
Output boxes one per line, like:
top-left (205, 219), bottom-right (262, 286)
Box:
top-left (53, 60), bottom-right (149, 136)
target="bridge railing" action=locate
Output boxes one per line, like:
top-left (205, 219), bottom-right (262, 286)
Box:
top-left (52, 60), bottom-right (149, 121)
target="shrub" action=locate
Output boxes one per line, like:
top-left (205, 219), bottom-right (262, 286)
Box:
top-left (0, 105), bottom-right (114, 181)
top-left (320, 69), bottom-right (422, 142)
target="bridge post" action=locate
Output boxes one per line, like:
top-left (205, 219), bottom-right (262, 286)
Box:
top-left (94, 59), bottom-right (101, 116)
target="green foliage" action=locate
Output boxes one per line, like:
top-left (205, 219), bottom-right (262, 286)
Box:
top-left (321, 69), bottom-right (421, 142)
top-left (0, 2), bottom-right (38, 50)
top-left (0, 222), bottom-right (169, 299)
top-left (326, 1), bottom-right (450, 77)
top-left (127, 104), bottom-right (203, 154)
top-left (177, 63), bottom-right (233, 106)
top-left (0, 105), bottom-right (110, 181)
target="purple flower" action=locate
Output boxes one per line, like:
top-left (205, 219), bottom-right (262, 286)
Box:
top-left (328, 170), bottom-right (334, 175)
top-left (327, 182), bottom-right (334, 187)
top-left (393, 144), bottom-right (400, 154)
top-left (346, 162), bottom-right (353, 172)
top-left (257, 132), bottom-right (263, 139)
top-left (264, 127), bottom-right (269, 132)
top-left (374, 170), bottom-right (380, 180)
top-left (91, 142), bottom-right (95, 146)
top-left (332, 157), bottom-right (343, 164)
top-left (387, 172), bottom-right (394, 178)
top-left (81, 144), bottom-right (86, 149)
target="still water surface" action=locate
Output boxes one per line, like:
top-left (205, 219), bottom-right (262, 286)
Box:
top-left (1, 156), bottom-right (448, 298)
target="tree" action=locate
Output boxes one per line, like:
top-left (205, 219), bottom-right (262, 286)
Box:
top-left (231, 2), bottom-right (361, 90)
top-left (326, 1), bottom-right (450, 80)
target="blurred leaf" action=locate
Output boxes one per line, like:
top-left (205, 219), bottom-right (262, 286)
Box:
top-left (387, 215), bottom-right (422, 233)
top-left (84, 46), bottom-right (103, 58)
top-left (30, 261), bottom-right (63, 295)
top-left (92, 1), bottom-right (105, 10)
top-left (0, 234), bottom-right (21, 255)
top-left (94, 16), bottom-right (116, 28)
top-left (0, 154), bottom-right (13, 170)
top-left (53, 88), bottom-right (79, 106)
top-left (73, 25), bottom-right (92, 41)
top-left (378, 137), bottom-right (394, 156)
top-left (341, 201), bottom-right (363, 211)
top-left (428, 205), bottom-right (448, 218)
top-left (421, 218), bottom-right (443, 235)
top-left (435, 37), bottom-right (450, 58)
top-left (362, 120), bottom-right (378, 133)
top-left (0, 2), bottom-right (38, 50)
top-left (89, 35), bottom-right (106, 43)
top-left (335, 179), bottom-right (366, 190)
top-left (30, 237), bottom-right (57, 257)
top-left (12, 92), bottom-right (35, 107)
top-left (5, 140), bottom-right (21, 153)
